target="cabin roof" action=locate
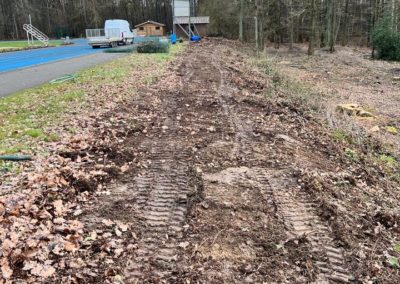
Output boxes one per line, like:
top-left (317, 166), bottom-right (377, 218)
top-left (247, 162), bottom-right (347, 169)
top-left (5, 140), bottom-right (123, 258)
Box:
top-left (135, 20), bottom-right (166, 28)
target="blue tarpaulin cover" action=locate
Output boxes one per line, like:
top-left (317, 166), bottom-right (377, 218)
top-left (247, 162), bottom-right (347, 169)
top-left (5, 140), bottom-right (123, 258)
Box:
top-left (170, 34), bottom-right (177, 44)
top-left (191, 36), bottom-right (201, 42)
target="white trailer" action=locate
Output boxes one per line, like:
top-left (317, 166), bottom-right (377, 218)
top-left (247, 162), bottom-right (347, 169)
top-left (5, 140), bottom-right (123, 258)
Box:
top-left (86, 19), bottom-right (134, 48)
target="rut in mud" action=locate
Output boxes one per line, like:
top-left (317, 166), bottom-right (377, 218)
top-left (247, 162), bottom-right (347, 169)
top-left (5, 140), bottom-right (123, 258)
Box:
top-left (80, 40), bottom-right (399, 283)
top-left (124, 81), bottom-right (196, 281)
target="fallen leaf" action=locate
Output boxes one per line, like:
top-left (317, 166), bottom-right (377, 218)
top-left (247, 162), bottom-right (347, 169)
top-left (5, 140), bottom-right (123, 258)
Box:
top-left (117, 222), bottom-right (129, 232)
top-left (114, 248), bottom-right (124, 257)
top-left (102, 219), bottom-right (114, 227)
top-left (53, 200), bottom-right (64, 216)
top-left (121, 164), bottom-right (129, 173)
top-left (1, 259), bottom-right (13, 279)
top-left (64, 241), bottom-right (77, 252)
top-left (178, 242), bottom-right (190, 249)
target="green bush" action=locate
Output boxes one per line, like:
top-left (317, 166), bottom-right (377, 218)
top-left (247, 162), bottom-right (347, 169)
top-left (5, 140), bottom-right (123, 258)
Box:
top-left (372, 16), bottom-right (400, 61)
top-left (137, 41), bottom-right (169, 54)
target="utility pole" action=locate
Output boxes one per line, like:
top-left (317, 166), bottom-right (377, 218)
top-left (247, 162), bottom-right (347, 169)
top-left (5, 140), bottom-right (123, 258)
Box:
top-left (239, 0), bottom-right (244, 41)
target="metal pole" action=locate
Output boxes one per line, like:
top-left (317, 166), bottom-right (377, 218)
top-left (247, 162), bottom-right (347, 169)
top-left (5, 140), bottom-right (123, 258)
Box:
top-left (188, 0), bottom-right (191, 39)
top-left (172, 0), bottom-right (176, 35)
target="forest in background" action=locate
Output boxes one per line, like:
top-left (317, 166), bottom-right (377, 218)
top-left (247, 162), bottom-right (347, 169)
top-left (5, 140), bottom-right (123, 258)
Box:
top-left (0, 0), bottom-right (399, 52)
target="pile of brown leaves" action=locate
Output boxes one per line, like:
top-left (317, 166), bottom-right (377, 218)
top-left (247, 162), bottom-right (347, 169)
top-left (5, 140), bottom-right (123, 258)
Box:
top-left (0, 53), bottom-right (171, 282)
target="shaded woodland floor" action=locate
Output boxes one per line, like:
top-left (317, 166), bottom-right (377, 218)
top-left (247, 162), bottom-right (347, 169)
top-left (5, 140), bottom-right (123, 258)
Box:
top-left (265, 45), bottom-right (400, 157)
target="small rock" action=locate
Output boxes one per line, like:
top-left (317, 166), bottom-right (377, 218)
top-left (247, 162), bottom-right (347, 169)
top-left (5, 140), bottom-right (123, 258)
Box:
top-left (201, 202), bottom-right (209, 209)
top-left (207, 126), bottom-right (216, 132)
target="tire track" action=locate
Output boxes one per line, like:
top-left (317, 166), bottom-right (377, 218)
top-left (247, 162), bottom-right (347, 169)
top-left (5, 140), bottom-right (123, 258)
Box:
top-left (253, 170), bottom-right (352, 283)
top-left (211, 56), bottom-right (255, 162)
top-left (210, 48), bottom-right (352, 283)
top-left (125, 142), bottom-right (192, 282)
top-left (124, 60), bottom-right (196, 282)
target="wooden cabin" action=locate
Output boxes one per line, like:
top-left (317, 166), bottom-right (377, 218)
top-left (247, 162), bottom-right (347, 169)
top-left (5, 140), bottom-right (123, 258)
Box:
top-left (135, 21), bottom-right (166, 36)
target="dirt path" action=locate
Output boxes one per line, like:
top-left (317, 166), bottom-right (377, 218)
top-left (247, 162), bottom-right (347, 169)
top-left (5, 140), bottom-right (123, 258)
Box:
top-left (211, 49), bottom-right (350, 282)
top-left (79, 40), bottom-right (398, 283)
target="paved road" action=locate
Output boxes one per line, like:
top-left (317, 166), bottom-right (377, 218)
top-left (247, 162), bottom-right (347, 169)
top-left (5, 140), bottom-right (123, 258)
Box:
top-left (0, 39), bottom-right (102, 73)
top-left (0, 52), bottom-right (124, 98)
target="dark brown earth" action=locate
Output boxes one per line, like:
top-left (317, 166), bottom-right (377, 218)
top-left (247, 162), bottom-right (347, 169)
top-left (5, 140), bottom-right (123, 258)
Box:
top-left (78, 39), bottom-right (400, 283)
top-left (68, 39), bottom-right (400, 283)
top-left (5, 39), bottom-right (399, 283)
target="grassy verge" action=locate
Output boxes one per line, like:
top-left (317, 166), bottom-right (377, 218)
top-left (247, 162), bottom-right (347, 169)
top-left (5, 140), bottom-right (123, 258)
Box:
top-left (254, 56), bottom-right (323, 112)
top-left (0, 43), bottom-right (186, 157)
top-left (0, 40), bottom-right (67, 52)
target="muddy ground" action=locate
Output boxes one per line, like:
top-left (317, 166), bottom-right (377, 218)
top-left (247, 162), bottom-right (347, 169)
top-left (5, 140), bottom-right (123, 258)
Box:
top-left (1, 40), bottom-right (400, 283)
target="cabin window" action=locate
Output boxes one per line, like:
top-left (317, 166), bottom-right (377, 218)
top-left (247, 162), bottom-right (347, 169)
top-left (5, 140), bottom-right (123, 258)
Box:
top-left (155, 27), bottom-right (160, 30)
top-left (139, 27), bottom-right (144, 31)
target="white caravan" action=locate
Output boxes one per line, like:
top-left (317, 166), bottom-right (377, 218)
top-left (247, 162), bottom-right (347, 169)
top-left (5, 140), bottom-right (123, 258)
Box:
top-left (86, 19), bottom-right (134, 48)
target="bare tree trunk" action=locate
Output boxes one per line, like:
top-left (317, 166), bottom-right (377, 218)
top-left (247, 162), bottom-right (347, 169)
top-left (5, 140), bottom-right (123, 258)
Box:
top-left (239, 0), bottom-right (244, 41)
top-left (341, 0), bottom-right (349, 46)
top-left (328, 0), bottom-right (336, 52)
top-left (13, 14), bottom-right (19, 39)
top-left (288, 0), bottom-right (294, 50)
top-left (308, 0), bottom-right (316, 55)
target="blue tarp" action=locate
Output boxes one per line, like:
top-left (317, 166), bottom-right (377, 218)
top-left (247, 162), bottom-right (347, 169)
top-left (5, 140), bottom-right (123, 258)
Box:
top-left (170, 34), bottom-right (177, 44)
top-left (191, 36), bottom-right (201, 42)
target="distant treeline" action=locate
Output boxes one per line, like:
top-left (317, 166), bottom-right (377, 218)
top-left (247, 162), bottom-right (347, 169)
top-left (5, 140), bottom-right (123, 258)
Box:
top-left (201, 0), bottom-right (400, 50)
top-left (0, 0), bottom-right (179, 39)
top-left (1, 0), bottom-right (399, 53)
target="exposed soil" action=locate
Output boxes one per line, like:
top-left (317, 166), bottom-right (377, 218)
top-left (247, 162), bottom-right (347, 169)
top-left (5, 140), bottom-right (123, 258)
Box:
top-left (1, 39), bottom-right (400, 283)
top-left (77, 40), bottom-right (399, 283)
top-left (265, 45), bottom-right (400, 156)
